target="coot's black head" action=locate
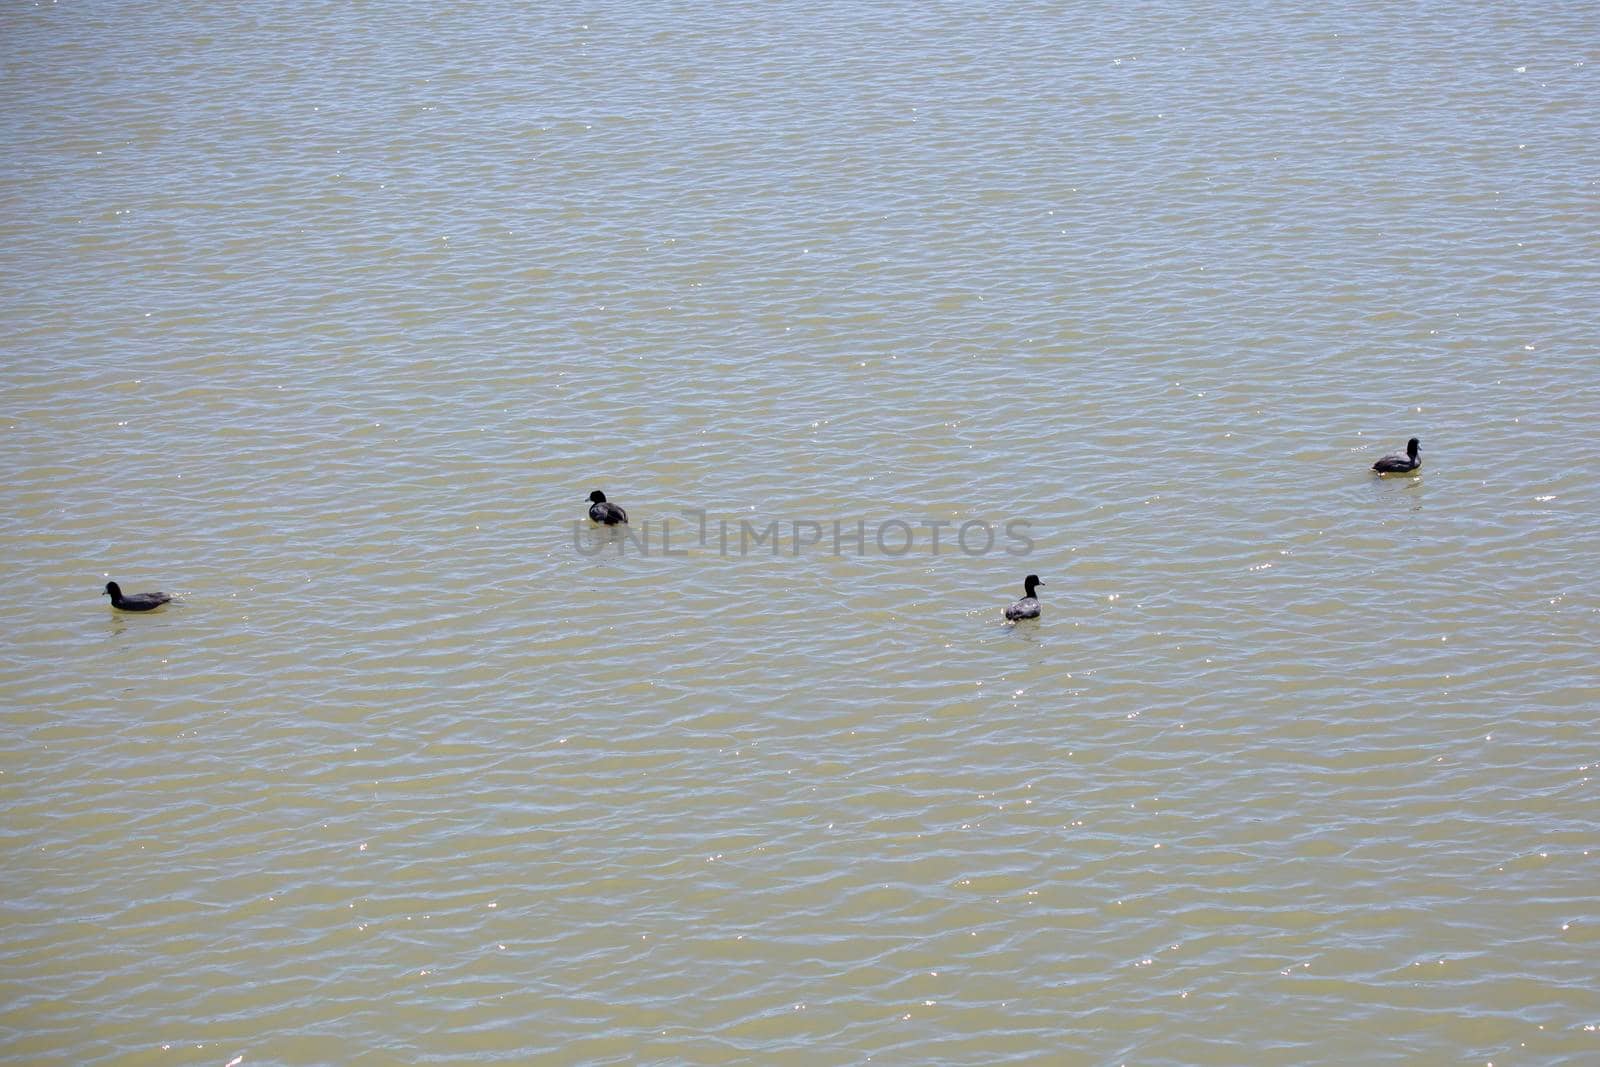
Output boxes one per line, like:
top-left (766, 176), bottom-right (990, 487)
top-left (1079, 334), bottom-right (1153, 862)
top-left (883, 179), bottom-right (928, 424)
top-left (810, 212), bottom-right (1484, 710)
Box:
top-left (103, 581), bottom-right (120, 598)
top-left (1407, 437), bottom-right (1420, 457)
top-left (589, 490), bottom-right (607, 504)
top-left (1023, 574), bottom-right (1043, 595)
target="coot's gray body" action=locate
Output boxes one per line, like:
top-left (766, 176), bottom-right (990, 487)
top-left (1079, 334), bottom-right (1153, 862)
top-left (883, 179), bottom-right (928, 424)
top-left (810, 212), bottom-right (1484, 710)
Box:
top-left (587, 490), bottom-right (628, 525)
top-left (1004, 575), bottom-right (1043, 621)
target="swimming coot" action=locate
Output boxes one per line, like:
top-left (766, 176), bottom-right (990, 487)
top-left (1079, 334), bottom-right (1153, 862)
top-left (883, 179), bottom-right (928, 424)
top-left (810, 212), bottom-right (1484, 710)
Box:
top-left (587, 490), bottom-right (628, 525)
top-left (1372, 437), bottom-right (1421, 474)
top-left (103, 580), bottom-right (171, 612)
top-left (1004, 575), bottom-right (1043, 621)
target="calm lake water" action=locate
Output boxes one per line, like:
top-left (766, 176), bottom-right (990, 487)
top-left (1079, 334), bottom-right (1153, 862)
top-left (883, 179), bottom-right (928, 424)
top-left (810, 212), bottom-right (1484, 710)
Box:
top-left (3, 2), bottom-right (1598, 1063)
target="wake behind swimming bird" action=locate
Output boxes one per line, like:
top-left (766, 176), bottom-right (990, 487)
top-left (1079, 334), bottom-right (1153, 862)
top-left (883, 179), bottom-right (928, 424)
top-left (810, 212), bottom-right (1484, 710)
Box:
top-left (103, 580), bottom-right (171, 612)
top-left (1004, 575), bottom-right (1043, 621)
top-left (1372, 437), bottom-right (1421, 474)
top-left (587, 490), bottom-right (628, 525)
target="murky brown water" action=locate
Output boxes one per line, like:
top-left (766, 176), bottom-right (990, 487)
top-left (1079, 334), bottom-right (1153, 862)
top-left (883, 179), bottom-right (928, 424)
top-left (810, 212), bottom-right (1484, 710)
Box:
top-left (3, 2), bottom-right (1598, 1063)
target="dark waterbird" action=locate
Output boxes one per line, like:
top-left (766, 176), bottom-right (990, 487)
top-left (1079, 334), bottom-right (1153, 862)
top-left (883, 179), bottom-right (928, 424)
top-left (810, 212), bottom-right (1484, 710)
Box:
top-left (1004, 574), bottom-right (1044, 621)
top-left (587, 490), bottom-right (628, 525)
top-left (103, 580), bottom-right (171, 612)
top-left (1372, 437), bottom-right (1421, 474)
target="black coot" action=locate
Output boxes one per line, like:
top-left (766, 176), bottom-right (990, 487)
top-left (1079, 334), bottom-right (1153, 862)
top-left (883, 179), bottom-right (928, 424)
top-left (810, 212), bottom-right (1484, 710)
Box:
top-left (1372, 437), bottom-right (1421, 474)
top-left (103, 581), bottom-right (171, 612)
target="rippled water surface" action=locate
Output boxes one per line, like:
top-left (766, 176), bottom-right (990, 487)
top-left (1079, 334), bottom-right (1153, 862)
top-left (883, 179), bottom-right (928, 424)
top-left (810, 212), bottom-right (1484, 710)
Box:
top-left (4, 2), bottom-right (1598, 1063)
